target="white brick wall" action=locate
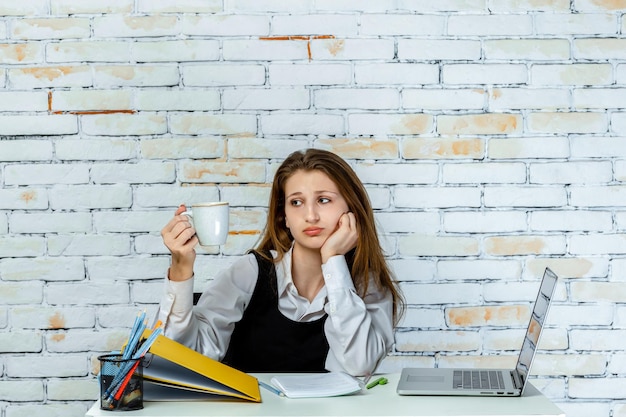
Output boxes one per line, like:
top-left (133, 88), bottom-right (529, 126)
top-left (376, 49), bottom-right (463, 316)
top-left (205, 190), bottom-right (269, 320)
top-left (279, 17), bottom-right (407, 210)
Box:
top-left (1, 2), bottom-right (626, 417)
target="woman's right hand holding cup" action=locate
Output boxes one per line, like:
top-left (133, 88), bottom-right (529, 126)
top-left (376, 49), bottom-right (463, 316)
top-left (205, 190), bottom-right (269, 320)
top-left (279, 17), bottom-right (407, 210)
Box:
top-left (161, 204), bottom-right (197, 282)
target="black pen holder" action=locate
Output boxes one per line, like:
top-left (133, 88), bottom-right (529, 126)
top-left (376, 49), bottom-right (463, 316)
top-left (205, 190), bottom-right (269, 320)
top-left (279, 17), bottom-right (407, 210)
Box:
top-left (98, 354), bottom-right (144, 411)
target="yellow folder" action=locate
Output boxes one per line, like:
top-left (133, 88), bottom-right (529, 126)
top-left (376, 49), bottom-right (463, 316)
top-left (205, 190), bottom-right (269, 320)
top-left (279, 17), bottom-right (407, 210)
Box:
top-left (140, 329), bottom-right (261, 402)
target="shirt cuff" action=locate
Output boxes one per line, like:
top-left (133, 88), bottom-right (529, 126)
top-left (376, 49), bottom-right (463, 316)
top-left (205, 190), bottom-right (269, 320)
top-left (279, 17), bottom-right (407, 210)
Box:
top-left (163, 274), bottom-right (195, 314)
top-left (322, 255), bottom-right (355, 292)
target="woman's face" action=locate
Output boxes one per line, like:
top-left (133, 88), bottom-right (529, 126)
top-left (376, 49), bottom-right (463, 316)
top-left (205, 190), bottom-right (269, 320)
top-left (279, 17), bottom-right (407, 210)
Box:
top-left (283, 170), bottom-right (349, 252)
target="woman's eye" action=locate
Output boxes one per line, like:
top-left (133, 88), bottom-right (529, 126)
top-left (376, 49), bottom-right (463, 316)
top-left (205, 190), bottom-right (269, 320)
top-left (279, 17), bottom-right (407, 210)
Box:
top-left (319, 197), bottom-right (331, 204)
top-left (290, 200), bottom-right (302, 206)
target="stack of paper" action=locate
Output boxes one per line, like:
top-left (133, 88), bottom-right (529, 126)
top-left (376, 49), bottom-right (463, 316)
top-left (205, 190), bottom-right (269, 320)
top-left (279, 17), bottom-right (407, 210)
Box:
top-left (270, 372), bottom-right (363, 398)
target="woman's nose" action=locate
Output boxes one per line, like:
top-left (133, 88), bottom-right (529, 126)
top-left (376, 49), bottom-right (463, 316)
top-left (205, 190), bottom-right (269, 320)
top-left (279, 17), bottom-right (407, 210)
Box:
top-left (305, 204), bottom-right (319, 222)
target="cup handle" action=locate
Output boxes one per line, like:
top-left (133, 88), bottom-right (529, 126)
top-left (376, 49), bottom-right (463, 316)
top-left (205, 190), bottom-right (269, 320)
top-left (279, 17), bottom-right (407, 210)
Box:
top-left (180, 210), bottom-right (192, 219)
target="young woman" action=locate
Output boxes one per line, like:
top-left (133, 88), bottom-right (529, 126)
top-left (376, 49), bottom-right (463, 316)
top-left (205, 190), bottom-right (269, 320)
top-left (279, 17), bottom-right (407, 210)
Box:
top-left (158, 149), bottom-right (404, 377)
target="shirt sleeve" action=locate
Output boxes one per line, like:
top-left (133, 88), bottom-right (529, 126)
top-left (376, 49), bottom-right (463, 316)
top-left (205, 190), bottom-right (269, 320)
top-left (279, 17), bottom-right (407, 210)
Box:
top-left (321, 255), bottom-right (395, 377)
top-left (157, 253), bottom-right (258, 361)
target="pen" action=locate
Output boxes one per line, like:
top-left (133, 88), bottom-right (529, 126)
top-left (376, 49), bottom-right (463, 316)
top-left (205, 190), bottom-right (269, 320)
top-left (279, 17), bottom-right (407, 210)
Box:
top-left (258, 380), bottom-right (284, 397)
top-left (366, 377), bottom-right (388, 389)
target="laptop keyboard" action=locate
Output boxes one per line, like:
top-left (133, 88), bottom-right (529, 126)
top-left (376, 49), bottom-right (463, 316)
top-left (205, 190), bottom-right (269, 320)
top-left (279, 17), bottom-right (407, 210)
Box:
top-left (453, 370), bottom-right (505, 390)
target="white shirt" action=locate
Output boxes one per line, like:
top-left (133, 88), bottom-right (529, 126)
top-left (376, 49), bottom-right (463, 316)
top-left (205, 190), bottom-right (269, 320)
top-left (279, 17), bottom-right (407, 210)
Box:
top-left (157, 248), bottom-right (394, 377)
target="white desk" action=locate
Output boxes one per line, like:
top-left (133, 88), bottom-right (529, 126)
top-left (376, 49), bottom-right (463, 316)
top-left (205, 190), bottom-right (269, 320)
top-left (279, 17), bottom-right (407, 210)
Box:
top-left (85, 373), bottom-right (564, 417)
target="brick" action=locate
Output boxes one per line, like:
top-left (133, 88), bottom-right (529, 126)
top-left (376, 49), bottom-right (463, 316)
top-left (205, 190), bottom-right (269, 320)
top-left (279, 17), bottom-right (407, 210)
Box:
top-left (354, 162), bottom-right (438, 185)
top-left (489, 88), bottom-right (569, 110)
top-left (575, 0), bottom-right (626, 11)
top-left (484, 235), bottom-right (566, 256)
top-left (141, 137), bottom-right (221, 159)
top-left (47, 378), bottom-right (98, 401)
top-left (388, 259), bottom-right (436, 282)
top-left (0, 0), bottom-right (48, 16)
top-left (0, 139), bottom-right (53, 161)
top-left (447, 305), bottom-right (530, 327)
top-left (7, 354), bottom-right (88, 377)
top-left (49, 185), bottom-right (132, 210)
top-left (485, 39), bottom-right (570, 60)
top-left (571, 281), bottom-right (626, 302)
top-left (614, 112), bottom-right (626, 134)
top-left (51, 89), bottom-right (132, 112)
top-left (5, 163), bottom-right (89, 186)
top-left (548, 305), bottom-right (613, 327)
top-left (0, 282), bottom-right (43, 304)
top-left (93, 210), bottom-right (171, 233)
top-left (530, 161), bottom-right (613, 184)
top-left (0, 43), bottom-right (41, 64)
top-left (375, 212), bottom-right (440, 234)
top-left (12, 306), bottom-right (94, 329)
top-left (570, 185), bottom-right (626, 207)
top-left (574, 88), bottom-right (626, 109)
top-left (132, 40), bottom-right (220, 63)
top-left (13, 262), bottom-right (68, 291)
top-left (48, 234), bottom-right (131, 256)
top-left (171, 113), bottom-right (257, 135)
top-left (0, 235), bottom-right (46, 257)
top-left (448, 14), bottom-right (532, 36)
top-left (183, 15), bottom-right (269, 36)
top-left (224, 88), bottom-right (309, 110)
top-left (81, 113), bottom-right (167, 136)
top-left (224, 39), bottom-right (308, 61)
top-left (575, 38), bottom-right (626, 60)
top-left (0, 331), bottom-right (42, 353)
top-left (443, 63), bottom-right (527, 85)
top-left (569, 377), bottom-right (626, 399)
top-left (315, 88), bottom-right (399, 110)
top-left (442, 162), bottom-right (526, 184)
top-left (310, 38), bottom-right (394, 60)
top-left (395, 330), bottom-right (481, 352)
top-left (526, 257), bottom-right (609, 280)
top-left (50, 0), bottom-right (133, 14)
top-left (355, 63), bottom-right (438, 85)
top-left (228, 137), bottom-right (308, 159)
top-left (180, 160), bottom-right (266, 183)
top-left (484, 186), bottom-right (567, 207)
top-left (90, 161), bottom-right (175, 184)
top-left (56, 138), bottom-right (137, 161)
top-left (46, 282), bottom-right (130, 305)
top-left (403, 138), bottom-right (485, 160)
top-left (0, 91), bottom-right (47, 111)
top-left (531, 63), bottom-right (613, 86)
top-left (484, 282), bottom-right (546, 302)
top-left (0, 188), bottom-right (48, 210)
top-left (348, 113), bottom-right (433, 135)
top-left (10, 212), bottom-right (91, 234)
top-left (536, 13), bottom-right (617, 35)
top-left (11, 18), bottom-right (90, 40)
top-left (0, 115), bottom-right (77, 136)
top-left (221, 185), bottom-right (271, 207)
top-left (0, 380), bottom-right (44, 401)
top-left (533, 354), bottom-right (607, 376)
top-left (46, 329), bottom-right (129, 353)
top-left (47, 41), bottom-right (130, 63)
top-left (94, 65), bottom-right (179, 87)
top-left (137, 89), bottom-right (220, 111)
top-left (443, 210), bottom-right (527, 233)
top-left (395, 186), bottom-right (481, 208)
top-left (315, 0), bottom-right (397, 12)
top-left (399, 234), bottom-right (480, 256)
top-left (437, 259), bottom-right (522, 280)
top-left (137, 0), bottom-right (222, 13)
top-left (398, 39), bottom-right (481, 61)
top-left (488, 137), bottom-right (570, 159)
top-left (8, 66), bottom-right (92, 88)
top-left (487, 0), bottom-right (569, 11)
top-left (272, 14), bottom-right (358, 36)
top-left (530, 210), bottom-right (613, 232)
top-left (184, 64), bottom-right (265, 86)
top-left (269, 63), bottom-right (351, 86)
top-left (360, 14), bottom-right (445, 35)
top-left (403, 88), bottom-right (485, 110)
top-left (399, 308), bottom-right (446, 328)
top-left (134, 184), bottom-right (221, 208)
top-left (316, 138), bottom-right (399, 159)
top-left (226, 0), bottom-right (313, 12)
top-left (261, 113), bottom-right (343, 135)
top-left (437, 113), bottom-right (522, 135)
top-left (87, 256), bottom-right (169, 280)
top-left (93, 15), bottom-right (179, 38)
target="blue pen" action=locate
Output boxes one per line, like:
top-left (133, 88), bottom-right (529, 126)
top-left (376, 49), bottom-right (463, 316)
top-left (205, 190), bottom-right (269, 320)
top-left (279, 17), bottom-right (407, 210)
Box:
top-left (259, 380), bottom-right (284, 397)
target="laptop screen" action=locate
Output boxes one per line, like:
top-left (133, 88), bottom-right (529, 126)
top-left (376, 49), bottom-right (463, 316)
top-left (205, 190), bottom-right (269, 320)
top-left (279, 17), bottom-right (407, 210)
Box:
top-left (515, 268), bottom-right (558, 386)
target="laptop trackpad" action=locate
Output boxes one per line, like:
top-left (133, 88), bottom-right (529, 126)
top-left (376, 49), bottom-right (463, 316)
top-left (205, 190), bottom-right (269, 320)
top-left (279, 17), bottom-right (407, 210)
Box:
top-left (408, 375), bottom-right (445, 383)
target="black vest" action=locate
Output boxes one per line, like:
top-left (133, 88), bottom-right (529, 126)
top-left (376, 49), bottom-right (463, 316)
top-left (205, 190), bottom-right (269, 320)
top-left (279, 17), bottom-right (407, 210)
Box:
top-left (222, 251), bottom-right (329, 373)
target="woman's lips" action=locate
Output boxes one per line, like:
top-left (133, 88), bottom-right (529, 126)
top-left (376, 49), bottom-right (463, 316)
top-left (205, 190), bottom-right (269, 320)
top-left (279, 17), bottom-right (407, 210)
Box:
top-left (303, 227), bottom-right (323, 236)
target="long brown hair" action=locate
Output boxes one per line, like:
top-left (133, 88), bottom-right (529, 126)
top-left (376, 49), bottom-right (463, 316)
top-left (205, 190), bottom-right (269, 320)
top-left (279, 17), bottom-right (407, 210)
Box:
top-left (255, 149), bottom-right (405, 324)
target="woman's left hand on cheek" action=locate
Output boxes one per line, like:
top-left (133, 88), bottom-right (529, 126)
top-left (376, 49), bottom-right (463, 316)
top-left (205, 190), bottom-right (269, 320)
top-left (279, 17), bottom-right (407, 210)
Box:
top-left (321, 212), bottom-right (358, 263)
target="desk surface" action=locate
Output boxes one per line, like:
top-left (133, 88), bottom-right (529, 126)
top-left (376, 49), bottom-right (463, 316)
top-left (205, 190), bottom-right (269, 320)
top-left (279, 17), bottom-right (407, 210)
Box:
top-left (85, 373), bottom-right (564, 417)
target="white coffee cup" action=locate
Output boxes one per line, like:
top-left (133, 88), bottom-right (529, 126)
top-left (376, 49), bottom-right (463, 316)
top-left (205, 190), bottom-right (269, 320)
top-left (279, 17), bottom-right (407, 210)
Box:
top-left (182, 202), bottom-right (229, 246)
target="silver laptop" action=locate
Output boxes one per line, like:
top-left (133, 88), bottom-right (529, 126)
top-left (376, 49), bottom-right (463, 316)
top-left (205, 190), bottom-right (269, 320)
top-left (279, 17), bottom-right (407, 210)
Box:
top-left (397, 267), bottom-right (557, 397)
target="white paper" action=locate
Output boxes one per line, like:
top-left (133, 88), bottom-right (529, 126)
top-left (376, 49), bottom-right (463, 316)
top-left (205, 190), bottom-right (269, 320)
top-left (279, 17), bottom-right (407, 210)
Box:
top-left (270, 372), bottom-right (363, 398)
